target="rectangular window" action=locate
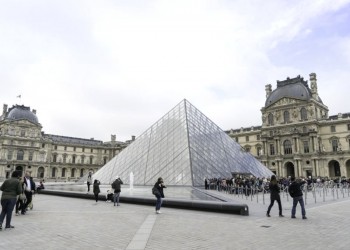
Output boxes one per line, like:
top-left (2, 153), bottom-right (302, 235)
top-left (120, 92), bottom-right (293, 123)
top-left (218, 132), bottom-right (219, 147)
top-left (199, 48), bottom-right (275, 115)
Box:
top-left (90, 157), bottom-right (93, 164)
top-left (246, 136), bottom-right (249, 142)
top-left (42, 143), bottom-right (45, 148)
top-left (303, 141), bottom-right (309, 153)
top-left (7, 150), bottom-right (13, 160)
top-left (72, 156), bottom-right (76, 164)
top-left (29, 151), bottom-right (33, 161)
top-left (332, 140), bottom-right (338, 152)
top-left (270, 144), bottom-right (275, 155)
top-left (53, 154), bottom-right (57, 163)
top-left (73, 147), bottom-right (76, 151)
top-left (82, 147), bottom-right (85, 152)
top-left (348, 124), bottom-right (350, 131)
top-left (331, 125), bottom-right (336, 132)
top-left (64, 146), bottom-right (67, 151)
top-left (91, 148), bottom-right (93, 153)
top-left (257, 134), bottom-right (260, 140)
top-left (269, 131), bottom-right (273, 137)
top-left (21, 130), bottom-right (25, 137)
top-left (235, 137), bottom-right (239, 142)
top-left (54, 145), bottom-right (57, 150)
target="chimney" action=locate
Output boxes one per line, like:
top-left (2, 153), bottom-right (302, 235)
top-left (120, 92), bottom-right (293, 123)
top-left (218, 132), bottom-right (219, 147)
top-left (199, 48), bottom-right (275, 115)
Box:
top-left (131, 135), bottom-right (136, 141)
top-left (3, 104), bottom-right (8, 116)
top-left (32, 109), bottom-right (36, 114)
top-left (309, 73), bottom-right (318, 99)
top-left (111, 134), bottom-right (116, 142)
top-left (265, 84), bottom-right (272, 99)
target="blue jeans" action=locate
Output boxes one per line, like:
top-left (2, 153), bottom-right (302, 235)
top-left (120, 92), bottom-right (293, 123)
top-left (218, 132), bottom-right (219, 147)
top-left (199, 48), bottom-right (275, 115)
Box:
top-left (292, 196), bottom-right (306, 217)
top-left (155, 195), bottom-right (162, 211)
top-left (113, 192), bottom-right (120, 205)
top-left (0, 198), bottom-right (17, 227)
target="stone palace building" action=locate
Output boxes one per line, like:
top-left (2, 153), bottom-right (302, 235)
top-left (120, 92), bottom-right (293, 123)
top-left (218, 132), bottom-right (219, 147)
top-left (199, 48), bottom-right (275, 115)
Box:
top-left (0, 105), bottom-right (133, 181)
top-left (226, 73), bottom-right (350, 178)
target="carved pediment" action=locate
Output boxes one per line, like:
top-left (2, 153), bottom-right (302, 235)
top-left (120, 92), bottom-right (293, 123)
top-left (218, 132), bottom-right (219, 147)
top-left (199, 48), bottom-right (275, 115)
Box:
top-left (266, 97), bottom-right (306, 110)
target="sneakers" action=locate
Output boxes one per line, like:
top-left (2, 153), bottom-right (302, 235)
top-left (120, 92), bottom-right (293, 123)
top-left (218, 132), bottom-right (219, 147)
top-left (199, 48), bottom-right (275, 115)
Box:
top-left (291, 216), bottom-right (296, 219)
top-left (266, 213), bottom-right (271, 217)
top-left (5, 225), bottom-right (15, 229)
top-left (302, 216), bottom-right (307, 220)
top-left (156, 210), bottom-right (161, 214)
top-left (15, 213), bottom-right (20, 216)
top-left (279, 214), bottom-right (284, 217)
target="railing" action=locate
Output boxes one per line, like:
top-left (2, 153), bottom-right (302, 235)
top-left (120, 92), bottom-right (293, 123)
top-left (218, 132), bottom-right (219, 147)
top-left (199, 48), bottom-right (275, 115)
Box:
top-left (209, 182), bottom-right (350, 206)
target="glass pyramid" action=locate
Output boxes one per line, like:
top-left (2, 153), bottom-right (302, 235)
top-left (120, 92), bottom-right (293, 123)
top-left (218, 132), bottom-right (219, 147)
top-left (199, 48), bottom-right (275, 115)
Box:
top-left (93, 99), bottom-right (273, 186)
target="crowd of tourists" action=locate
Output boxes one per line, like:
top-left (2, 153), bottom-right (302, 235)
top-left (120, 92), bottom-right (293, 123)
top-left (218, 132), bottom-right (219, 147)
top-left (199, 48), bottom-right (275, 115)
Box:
top-left (205, 175), bottom-right (350, 194)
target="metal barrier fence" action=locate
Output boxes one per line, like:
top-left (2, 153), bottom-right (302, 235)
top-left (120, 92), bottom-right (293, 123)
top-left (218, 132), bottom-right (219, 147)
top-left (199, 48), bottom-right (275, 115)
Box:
top-left (208, 183), bottom-right (350, 206)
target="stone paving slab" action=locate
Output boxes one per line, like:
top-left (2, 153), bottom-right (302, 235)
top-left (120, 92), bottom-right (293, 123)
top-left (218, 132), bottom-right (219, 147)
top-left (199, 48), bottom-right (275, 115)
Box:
top-left (1, 192), bottom-right (350, 249)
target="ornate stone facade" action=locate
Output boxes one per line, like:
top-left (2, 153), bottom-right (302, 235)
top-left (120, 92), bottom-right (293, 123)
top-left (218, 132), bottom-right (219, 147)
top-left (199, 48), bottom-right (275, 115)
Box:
top-left (0, 104), bottom-right (132, 181)
top-left (227, 73), bottom-right (350, 178)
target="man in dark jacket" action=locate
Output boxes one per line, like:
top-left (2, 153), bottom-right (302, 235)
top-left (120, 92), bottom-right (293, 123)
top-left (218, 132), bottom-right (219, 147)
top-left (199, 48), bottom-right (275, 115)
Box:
top-left (288, 177), bottom-right (307, 219)
top-left (111, 176), bottom-right (123, 206)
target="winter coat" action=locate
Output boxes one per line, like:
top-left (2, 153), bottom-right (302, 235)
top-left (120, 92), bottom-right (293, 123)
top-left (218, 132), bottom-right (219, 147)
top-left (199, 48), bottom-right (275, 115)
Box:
top-left (154, 181), bottom-right (166, 198)
top-left (112, 179), bottom-right (123, 193)
top-left (0, 177), bottom-right (22, 201)
top-left (269, 181), bottom-right (280, 200)
top-left (288, 181), bottom-right (305, 198)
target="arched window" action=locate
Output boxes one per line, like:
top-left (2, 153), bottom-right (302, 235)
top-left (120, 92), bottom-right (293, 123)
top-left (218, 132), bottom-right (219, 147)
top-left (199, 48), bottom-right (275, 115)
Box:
top-left (257, 146), bottom-right (262, 156)
top-left (284, 111), bottom-right (290, 123)
top-left (300, 108), bottom-right (307, 120)
top-left (17, 150), bottom-right (24, 160)
top-left (37, 167), bottom-right (45, 178)
top-left (268, 113), bottom-right (274, 125)
top-left (71, 168), bottom-right (76, 178)
top-left (62, 168), bottom-right (66, 177)
top-left (284, 140), bottom-right (293, 154)
top-left (80, 169), bottom-right (84, 177)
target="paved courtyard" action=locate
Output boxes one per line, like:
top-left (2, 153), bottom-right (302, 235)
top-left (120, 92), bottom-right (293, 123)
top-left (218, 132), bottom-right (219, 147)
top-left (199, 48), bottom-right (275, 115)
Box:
top-left (1, 187), bottom-right (350, 250)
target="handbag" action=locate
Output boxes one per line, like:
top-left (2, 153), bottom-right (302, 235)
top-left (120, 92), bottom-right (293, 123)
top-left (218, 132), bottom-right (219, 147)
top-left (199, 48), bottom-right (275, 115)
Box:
top-left (19, 193), bottom-right (26, 201)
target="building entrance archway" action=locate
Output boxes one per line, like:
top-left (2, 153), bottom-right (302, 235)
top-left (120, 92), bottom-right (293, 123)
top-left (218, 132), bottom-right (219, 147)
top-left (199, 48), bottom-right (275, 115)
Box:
top-left (15, 165), bottom-right (24, 177)
top-left (285, 162), bottom-right (295, 178)
top-left (328, 160), bottom-right (341, 177)
top-left (346, 159), bottom-right (350, 178)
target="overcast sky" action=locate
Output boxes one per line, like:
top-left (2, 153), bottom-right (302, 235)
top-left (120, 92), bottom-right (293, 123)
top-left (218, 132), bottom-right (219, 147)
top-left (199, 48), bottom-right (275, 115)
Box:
top-left (1, 0), bottom-right (350, 142)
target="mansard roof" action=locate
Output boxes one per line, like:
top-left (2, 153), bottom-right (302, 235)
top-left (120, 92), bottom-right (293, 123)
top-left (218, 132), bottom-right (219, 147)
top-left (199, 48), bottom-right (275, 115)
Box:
top-left (5, 105), bottom-right (39, 124)
top-left (43, 134), bottom-right (104, 146)
top-left (265, 75), bottom-right (323, 107)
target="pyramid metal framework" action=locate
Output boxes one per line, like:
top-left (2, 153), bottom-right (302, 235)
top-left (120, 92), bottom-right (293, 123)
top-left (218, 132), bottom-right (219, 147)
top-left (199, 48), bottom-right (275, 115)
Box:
top-left (93, 99), bottom-right (273, 186)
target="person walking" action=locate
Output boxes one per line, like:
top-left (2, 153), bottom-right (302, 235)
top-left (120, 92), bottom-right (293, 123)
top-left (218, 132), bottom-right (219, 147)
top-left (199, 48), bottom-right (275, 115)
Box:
top-left (153, 177), bottom-right (166, 214)
top-left (93, 180), bottom-right (100, 203)
top-left (288, 176), bottom-right (307, 219)
top-left (0, 171), bottom-right (22, 230)
top-left (22, 172), bottom-right (35, 215)
top-left (111, 176), bottom-right (123, 206)
top-left (87, 172), bottom-right (92, 193)
top-left (266, 175), bottom-right (284, 217)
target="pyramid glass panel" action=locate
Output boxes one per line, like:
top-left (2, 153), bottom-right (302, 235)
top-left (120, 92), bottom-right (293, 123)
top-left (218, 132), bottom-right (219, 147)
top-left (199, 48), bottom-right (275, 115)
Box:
top-left (93, 99), bottom-right (273, 186)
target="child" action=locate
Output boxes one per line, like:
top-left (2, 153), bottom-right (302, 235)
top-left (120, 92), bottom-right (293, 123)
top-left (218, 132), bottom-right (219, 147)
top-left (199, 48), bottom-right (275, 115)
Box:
top-left (106, 190), bottom-right (113, 202)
